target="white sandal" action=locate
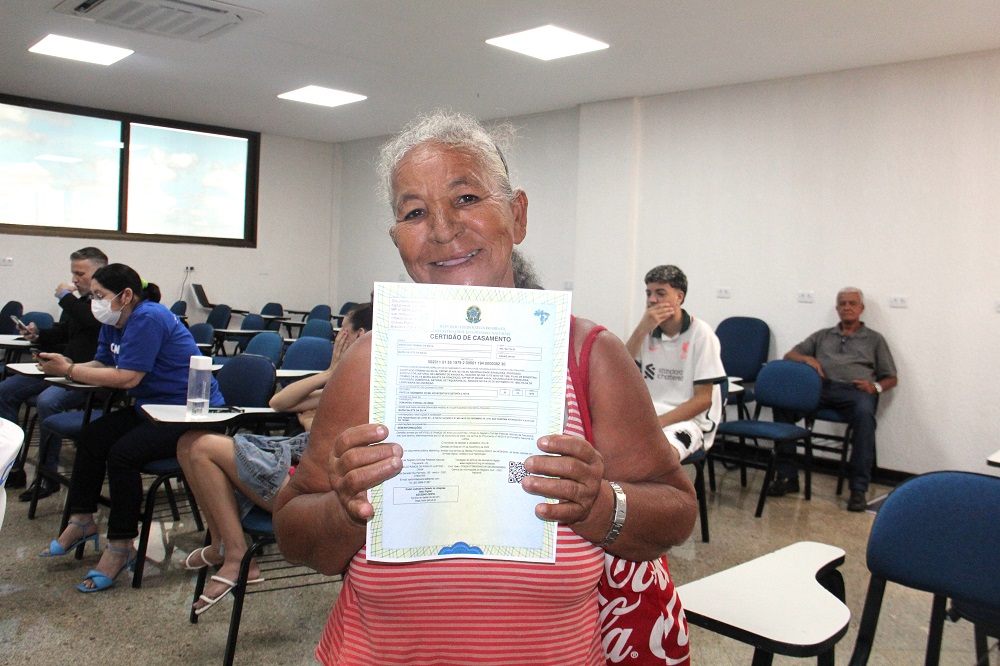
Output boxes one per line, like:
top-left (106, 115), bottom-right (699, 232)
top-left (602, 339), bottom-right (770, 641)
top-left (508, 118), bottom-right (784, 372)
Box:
top-left (193, 574), bottom-right (265, 616)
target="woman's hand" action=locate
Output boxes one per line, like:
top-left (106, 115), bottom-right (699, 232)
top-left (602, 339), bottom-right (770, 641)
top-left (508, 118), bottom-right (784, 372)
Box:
top-left (521, 435), bottom-right (605, 527)
top-left (327, 423), bottom-right (403, 524)
top-left (37, 352), bottom-right (72, 377)
top-left (21, 322), bottom-right (39, 342)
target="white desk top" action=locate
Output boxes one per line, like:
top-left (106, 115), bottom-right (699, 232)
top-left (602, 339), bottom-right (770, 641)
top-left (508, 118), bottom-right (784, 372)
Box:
top-left (207, 365), bottom-right (316, 380)
top-left (0, 334), bottom-right (32, 348)
top-left (44, 376), bottom-right (103, 390)
top-left (677, 541), bottom-right (850, 652)
top-left (276, 368), bottom-right (320, 379)
top-left (141, 404), bottom-right (276, 423)
top-left (5, 362), bottom-right (44, 376)
top-left (988, 449), bottom-right (1000, 468)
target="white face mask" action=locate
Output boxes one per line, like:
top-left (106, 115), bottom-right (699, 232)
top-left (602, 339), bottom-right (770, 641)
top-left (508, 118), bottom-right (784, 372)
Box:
top-left (91, 291), bottom-right (124, 325)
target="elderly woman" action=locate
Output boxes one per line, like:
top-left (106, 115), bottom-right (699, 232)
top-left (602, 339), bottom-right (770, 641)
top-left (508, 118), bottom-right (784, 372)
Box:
top-left (274, 112), bottom-right (697, 665)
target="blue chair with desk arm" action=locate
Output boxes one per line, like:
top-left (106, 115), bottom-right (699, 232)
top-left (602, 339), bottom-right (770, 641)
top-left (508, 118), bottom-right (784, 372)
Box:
top-left (300, 317), bottom-right (333, 341)
top-left (279, 336), bottom-right (332, 378)
top-left (260, 302), bottom-right (284, 331)
top-left (708, 360), bottom-right (821, 517)
top-left (215, 331), bottom-right (282, 368)
top-left (21, 311), bottom-right (55, 331)
top-left (847, 471), bottom-right (1000, 666)
top-left (205, 304), bottom-right (232, 332)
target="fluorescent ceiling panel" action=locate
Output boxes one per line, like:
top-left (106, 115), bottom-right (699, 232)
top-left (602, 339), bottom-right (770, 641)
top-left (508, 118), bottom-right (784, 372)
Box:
top-left (278, 85), bottom-right (367, 108)
top-left (29, 34), bottom-right (133, 65)
top-left (486, 24), bottom-right (609, 61)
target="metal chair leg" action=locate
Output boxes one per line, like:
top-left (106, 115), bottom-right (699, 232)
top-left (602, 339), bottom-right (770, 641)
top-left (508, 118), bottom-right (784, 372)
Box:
top-left (848, 577), bottom-right (887, 666)
top-left (925, 594), bottom-right (947, 666)
top-left (223, 535), bottom-right (274, 666)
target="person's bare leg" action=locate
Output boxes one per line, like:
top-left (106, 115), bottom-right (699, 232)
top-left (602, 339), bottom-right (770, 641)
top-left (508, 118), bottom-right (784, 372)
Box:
top-left (177, 430), bottom-right (229, 567)
top-left (186, 433), bottom-right (268, 611)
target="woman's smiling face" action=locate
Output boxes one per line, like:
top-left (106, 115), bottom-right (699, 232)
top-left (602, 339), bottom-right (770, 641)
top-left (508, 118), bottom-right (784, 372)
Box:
top-left (389, 142), bottom-right (527, 288)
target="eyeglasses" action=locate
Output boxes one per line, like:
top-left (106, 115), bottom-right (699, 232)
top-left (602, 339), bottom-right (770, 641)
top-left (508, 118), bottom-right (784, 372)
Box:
top-left (92, 289), bottom-right (124, 302)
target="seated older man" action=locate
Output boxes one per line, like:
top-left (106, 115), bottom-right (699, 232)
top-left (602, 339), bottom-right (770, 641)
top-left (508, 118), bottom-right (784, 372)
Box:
top-left (769, 287), bottom-right (897, 512)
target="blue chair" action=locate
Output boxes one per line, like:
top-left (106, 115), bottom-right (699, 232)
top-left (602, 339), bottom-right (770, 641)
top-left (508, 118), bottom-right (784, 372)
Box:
top-left (206, 304), bottom-right (232, 331)
top-left (280, 337), bottom-right (332, 373)
top-left (333, 300), bottom-right (358, 324)
top-left (215, 354), bottom-right (276, 408)
top-left (306, 304), bottom-right (332, 322)
top-left (300, 318), bottom-right (333, 341)
top-left (715, 317), bottom-right (770, 419)
top-left (229, 313), bottom-right (265, 355)
top-left (260, 302), bottom-right (282, 317)
top-left (848, 471), bottom-right (1000, 666)
top-left (215, 331), bottom-right (282, 368)
top-left (22, 311), bottom-right (54, 330)
top-left (709, 360), bottom-right (821, 517)
top-left (261, 302), bottom-right (284, 331)
top-left (0, 301), bottom-right (23, 335)
top-left (169, 300), bottom-right (187, 317)
top-left (805, 408), bottom-right (860, 497)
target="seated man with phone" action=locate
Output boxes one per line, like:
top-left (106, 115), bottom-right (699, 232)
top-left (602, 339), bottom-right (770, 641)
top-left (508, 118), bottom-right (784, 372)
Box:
top-left (0, 247), bottom-right (107, 499)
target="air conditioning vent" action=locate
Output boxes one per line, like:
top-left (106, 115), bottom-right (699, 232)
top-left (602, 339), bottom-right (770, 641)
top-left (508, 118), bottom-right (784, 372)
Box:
top-left (53, 0), bottom-right (261, 41)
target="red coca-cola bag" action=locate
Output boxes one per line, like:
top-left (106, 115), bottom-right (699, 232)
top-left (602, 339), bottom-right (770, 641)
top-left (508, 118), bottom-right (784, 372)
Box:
top-left (568, 319), bottom-right (691, 666)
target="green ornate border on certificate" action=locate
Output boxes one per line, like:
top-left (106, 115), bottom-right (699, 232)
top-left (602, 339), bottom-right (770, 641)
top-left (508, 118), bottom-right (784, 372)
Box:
top-left (368, 282), bottom-right (572, 562)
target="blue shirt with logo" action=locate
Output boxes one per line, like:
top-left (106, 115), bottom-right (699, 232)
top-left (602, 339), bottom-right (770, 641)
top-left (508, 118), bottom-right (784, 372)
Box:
top-left (94, 300), bottom-right (223, 408)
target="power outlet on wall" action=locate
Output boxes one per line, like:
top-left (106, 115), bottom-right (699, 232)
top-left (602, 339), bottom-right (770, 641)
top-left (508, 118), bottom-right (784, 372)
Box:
top-left (1, 257), bottom-right (13, 267)
top-left (888, 295), bottom-right (908, 309)
top-left (797, 290), bottom-right (814, 304)
top-left (184, 266), bottom-right (195, 273)
top-left (716, 287), bottom-right (732, 299)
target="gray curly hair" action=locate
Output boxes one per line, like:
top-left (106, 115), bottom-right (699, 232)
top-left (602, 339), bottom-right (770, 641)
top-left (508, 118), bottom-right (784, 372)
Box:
top-left (377, 110), bottom-right (516, 208)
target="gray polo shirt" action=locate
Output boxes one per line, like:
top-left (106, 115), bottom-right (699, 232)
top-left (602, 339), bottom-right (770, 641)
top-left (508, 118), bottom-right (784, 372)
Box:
top-left (792, 323), bottom-right (897, 383)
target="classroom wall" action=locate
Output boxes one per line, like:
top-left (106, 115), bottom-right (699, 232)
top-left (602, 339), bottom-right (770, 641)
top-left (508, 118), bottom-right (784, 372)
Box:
top-left (5, 49), bottom-right (997, 478)
top-left (0, 133), bottom-right (338, 321)
top-left (334, 49), bottom-right (1000, 478)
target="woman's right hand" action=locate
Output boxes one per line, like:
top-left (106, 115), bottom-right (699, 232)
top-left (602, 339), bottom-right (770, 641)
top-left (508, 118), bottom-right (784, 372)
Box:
top-left (327, 423), bottom-right (403, 524)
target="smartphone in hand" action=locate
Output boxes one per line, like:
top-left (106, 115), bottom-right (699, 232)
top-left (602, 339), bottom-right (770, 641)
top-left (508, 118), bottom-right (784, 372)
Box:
top-left (11, 314), bottom-right (27, 330)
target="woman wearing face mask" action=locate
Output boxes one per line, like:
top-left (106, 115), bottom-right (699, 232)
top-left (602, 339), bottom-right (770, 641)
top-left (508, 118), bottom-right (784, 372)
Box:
top-left (37, 263), bottom-right (224, 592)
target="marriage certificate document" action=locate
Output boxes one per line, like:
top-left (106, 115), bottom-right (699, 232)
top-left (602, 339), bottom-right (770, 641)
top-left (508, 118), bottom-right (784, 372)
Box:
top-left (367, 282), bottom-right (572, 563)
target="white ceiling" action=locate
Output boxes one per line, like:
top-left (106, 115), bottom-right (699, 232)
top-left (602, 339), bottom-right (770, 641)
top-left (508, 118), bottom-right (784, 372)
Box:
top-left (3, 0), bottom-right (1000, 144)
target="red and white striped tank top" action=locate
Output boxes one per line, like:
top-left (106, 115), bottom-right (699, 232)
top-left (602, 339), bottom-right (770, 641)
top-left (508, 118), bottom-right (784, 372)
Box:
top-left (316, 373), bottom-right (606, 666)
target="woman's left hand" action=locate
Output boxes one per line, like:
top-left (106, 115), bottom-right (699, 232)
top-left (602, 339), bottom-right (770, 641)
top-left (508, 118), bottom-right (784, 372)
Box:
top-left (37, 352), bottom-right (72, 377)
top-left (521, 435), bottom-right (605, 526)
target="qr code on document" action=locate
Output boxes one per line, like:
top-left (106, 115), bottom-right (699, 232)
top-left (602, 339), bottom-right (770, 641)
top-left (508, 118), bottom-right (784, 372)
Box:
top-left (508, 461), bottom-right (526, 483)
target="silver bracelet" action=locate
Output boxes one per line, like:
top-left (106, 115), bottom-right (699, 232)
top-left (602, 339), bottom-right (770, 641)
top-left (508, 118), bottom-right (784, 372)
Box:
top-left (600, 481), bottom-right (627, 548)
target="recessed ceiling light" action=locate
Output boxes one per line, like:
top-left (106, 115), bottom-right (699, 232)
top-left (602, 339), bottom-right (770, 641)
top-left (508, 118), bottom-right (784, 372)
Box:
top-left (35, 154), bottom-right (83, 163)
top-left (277, 86), bottom-right (367, 108)
top-left (486, 25), bottom-right (608, 61)
top-left (29, 34), bottom-right (133, 66)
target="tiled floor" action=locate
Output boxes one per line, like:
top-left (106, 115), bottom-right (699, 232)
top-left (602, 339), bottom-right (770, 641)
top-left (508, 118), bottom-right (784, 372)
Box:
top-left (1, 457), bottom-right (993, 665)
